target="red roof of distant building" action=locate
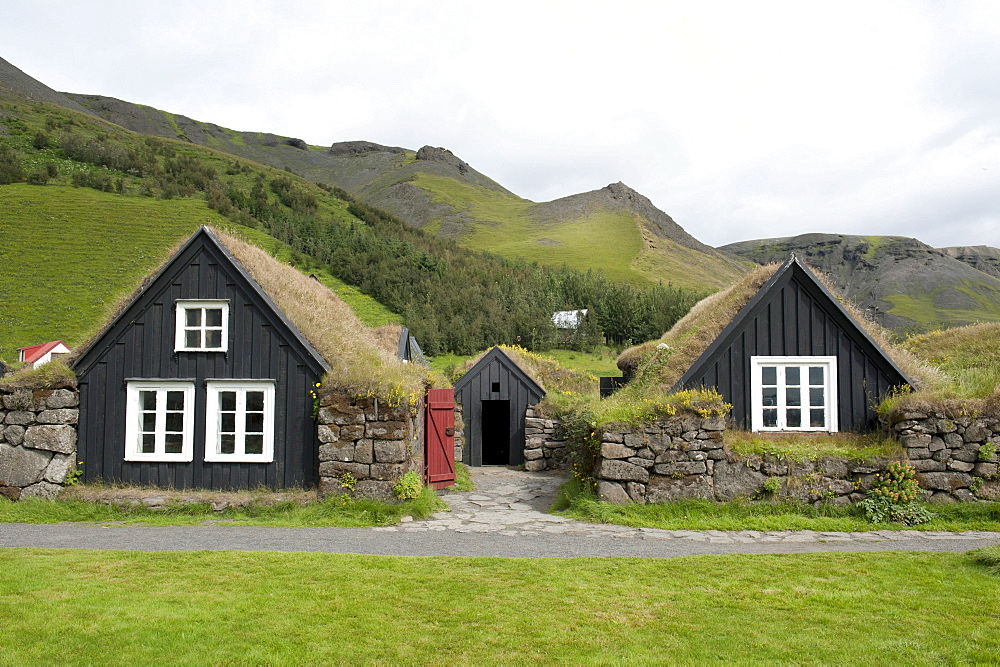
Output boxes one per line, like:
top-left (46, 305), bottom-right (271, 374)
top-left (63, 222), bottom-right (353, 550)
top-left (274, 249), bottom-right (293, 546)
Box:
top-left (17, 340), bottom-right (68, 364)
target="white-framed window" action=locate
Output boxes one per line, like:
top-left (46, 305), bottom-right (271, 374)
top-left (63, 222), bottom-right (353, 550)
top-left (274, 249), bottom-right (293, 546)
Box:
top-left (124, 382), bottom-right (196, 462)
top-left (204, 380), bottom-right (275, 463)
top-left (750, 356), bottom-right (838, 432)
top-left (175, 300), bottom-right (229, 352)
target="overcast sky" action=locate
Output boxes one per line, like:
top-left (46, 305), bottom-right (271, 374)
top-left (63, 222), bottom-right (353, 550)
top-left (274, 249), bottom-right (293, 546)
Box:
top-left (2, 1), bottom-right (998, 248)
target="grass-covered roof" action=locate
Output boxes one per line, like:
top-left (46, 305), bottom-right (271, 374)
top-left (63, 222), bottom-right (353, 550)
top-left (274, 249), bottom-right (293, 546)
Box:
top-left (455, 345), bottom-right (598, 397)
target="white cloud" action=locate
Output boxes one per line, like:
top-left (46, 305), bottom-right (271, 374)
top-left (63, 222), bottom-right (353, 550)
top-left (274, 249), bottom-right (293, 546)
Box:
top-left (1, 0), bottom-right (998, 247)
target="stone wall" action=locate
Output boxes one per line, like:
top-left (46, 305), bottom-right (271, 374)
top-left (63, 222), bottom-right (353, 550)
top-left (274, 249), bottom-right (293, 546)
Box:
top-left (454, 402), bottom-right (465, 464)
top-left (0, 387), bottom-right (79, 500)
top-left (592, 412), bottom-right (987, 505)
top-left (523, 407), bottom-right (569, 471)
top-left (316, 393), bottom-right (422, 500)
top-left (891, 410), bottom-right (1000, 502)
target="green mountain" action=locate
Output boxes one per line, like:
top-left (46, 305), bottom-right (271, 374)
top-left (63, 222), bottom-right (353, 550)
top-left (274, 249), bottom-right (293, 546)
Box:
top-left (0, 56), bottom-right (702, 360)
top-left (721, 233), bottom-right (1000, 332)
top-left (62, 94), bottom-right (747, 291)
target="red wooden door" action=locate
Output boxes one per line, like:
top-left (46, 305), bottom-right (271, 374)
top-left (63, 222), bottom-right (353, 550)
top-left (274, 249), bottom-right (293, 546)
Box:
top-left (424, 388), bottom-right (456, 489)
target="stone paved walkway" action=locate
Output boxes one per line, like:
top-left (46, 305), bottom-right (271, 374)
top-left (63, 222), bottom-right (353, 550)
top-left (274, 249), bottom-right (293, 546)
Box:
top-left (373, 467), bottom-right (1000, 546)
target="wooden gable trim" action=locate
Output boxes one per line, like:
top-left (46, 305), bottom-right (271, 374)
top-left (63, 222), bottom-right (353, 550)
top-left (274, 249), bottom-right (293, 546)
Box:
top-left (453, 347), bottom-right (546, 399)
top-left (675, 255), bottom-right (912, 390)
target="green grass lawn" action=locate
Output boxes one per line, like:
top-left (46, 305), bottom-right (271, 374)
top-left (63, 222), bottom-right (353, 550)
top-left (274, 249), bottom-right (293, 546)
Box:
top-left (0, 488), bottom-right (444, 527)
top-left (0, 548), bottom-right (998, 662)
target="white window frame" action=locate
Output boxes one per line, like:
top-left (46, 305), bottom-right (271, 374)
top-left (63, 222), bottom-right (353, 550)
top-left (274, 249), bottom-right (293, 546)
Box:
top-left (204, 380), bottom-right (276, 463)
top-left (174, 300), bottom-right (230, 352)
top-left (750, 356), bottom-right (838, 432)
top-left (124, 381), bottom-right (196, 462)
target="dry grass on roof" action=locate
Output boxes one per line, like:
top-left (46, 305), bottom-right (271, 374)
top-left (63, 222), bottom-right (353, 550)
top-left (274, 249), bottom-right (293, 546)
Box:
top-left (617, 263), bottom-right (780, 391)
top-left (215, 229), bottom-right (435, 406)
top-left (456, 345), bottom-right (598, 396)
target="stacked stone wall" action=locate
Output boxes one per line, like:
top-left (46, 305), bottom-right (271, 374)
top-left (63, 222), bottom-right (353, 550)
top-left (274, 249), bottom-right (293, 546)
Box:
top-left (591, 412), bottom-right (994, 505)
top-left (316, 393), bottom-right (422, 501)
top-left (891, 410), bottom-right (1000, 502)
top-left (0, 387), bottom-right (79, 500)
top-left (523, 407), bottom-right (569, 471)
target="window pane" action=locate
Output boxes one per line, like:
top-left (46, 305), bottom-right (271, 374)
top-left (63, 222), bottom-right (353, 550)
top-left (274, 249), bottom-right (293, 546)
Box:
top-left (762, 387), bottom-right (777, 407)
top-left (761, 366), bottom-right (777, 385)
top-left (141, 412), bottom-right (156, 432)
top-left (809, 366), bottom-right (824, 385)
top-left (786, 387), bottom-right (800, 406)
top-left (246, 413), bottom-right (264, 433)
top-left (220, 434), bottom-right (235, 455)
top-left (166, 391), bottom-right (185, 411)
top-left (220, 391), bottom-right (236, 411)
top-left (246, 391), bottom-right (265, 412)
top-left (763, 408), bottom-right (778, 427)
top-left (245, 435), bottom-right (264, 455)
top-left (141, 434), bottom-right (155, 453)
top-left (205, 330), bottom-right (222, 348)
top-left (205, 308), bottom-right (223, 327)
top-left (185, 330), bottom-right (201, 348)
top-left (785, 366), bottom-right (800, 385)
top-left (165, 412), bottom-right (183, 433)
top-left (810, 408), bottom-right (825, 428)
top-left (786, 409), bottom-right (801, 427)
top-left (164, 433), bottom-right (183, 454)
top-left (186, 308), bottom-right (201, 326)
top-left (221, 412), bottom-right (236, 433)
top-left (140, 390), bottom-right (157, 411)
top-left (810, 387), bottom-right (825, 406)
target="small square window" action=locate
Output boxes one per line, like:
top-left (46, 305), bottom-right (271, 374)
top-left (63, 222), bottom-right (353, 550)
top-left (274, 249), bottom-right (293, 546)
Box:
top-left (751, 357), bottom-right (837, 433)
top-left (175, 300), bottom-right (229, 352)
top-left (491, 382), bottom-right (501, 393)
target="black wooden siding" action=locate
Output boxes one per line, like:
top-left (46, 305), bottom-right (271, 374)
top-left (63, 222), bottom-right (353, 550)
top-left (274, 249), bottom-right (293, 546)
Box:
top-left (74, 230), bottom-right (327, 489)
top-left (677, 260), bottom-right (908, 432)
top-left (453, 348), bottom-right (545, 466)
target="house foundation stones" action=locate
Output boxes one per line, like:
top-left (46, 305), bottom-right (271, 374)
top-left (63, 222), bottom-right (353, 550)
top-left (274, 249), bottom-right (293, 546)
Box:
top-left (0, 387), bottom-right (79, 500)
top-left (523, 407), bottom-right (569, 471)
top-left (315, 393), bottom-right (422, 501)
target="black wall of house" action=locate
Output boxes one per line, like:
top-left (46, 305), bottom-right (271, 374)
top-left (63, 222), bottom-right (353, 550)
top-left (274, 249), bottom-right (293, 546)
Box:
top-left (679, 264), bottom-right (908, 432)
top-left (74, 235), bottom-right (326, 490)
top-left (454, 350), bottom-right (544, 466)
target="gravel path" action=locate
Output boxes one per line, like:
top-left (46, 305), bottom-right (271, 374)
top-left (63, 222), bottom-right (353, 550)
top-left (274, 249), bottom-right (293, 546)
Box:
top-left (2, 468), bottom-right (998, 558)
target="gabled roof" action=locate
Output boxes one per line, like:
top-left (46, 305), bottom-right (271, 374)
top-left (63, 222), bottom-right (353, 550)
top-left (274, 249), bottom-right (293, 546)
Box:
top-left (453, 346), bottom-right (546, 398)
top-left (619, 255), bottom-right (926, 392)
top-left (18, 340), bottom-right (69, 364)
top-left (676, 255), bottom-right (913, 389)
top-left (71, 226), bottom-right (430, 401)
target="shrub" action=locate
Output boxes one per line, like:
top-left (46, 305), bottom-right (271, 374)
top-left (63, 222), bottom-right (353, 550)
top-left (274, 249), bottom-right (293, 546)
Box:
top-left (393, 471), bottom-right (423, 500)
top-left (32, 130), bottom-right (49, 149)
top-left (762, 476), bottom-right (781, 494)
top-left (979, 443), bottom-right (997, 462)
top-left (25, 170), bottom-right (48, 185)
top-left (857, 461), bottom-right (933, 526)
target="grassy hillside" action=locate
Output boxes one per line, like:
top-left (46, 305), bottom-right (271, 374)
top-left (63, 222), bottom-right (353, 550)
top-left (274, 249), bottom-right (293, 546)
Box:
top-left (902, 322), bottom-right (1000, 398)
top-left (0, 185), bottom-right (399, 363)
top-left (63, 93), bottom-right (747, 291)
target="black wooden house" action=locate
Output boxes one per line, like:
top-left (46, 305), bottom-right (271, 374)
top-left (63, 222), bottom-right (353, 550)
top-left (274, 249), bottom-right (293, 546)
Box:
top-left (72, 227), bottom-right (329, 489)
top-left (453, 347), bottom-right (545, 466)
top-left (674, 255), bottom-right (911, 432)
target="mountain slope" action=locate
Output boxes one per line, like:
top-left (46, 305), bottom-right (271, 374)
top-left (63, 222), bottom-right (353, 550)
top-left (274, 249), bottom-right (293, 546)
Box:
top-left (62, 90), bottom-right (747, 290)
top-left (940, 245), bottom-right (1000, 280)
top-left (721, 233), bottom-right (1000, 332)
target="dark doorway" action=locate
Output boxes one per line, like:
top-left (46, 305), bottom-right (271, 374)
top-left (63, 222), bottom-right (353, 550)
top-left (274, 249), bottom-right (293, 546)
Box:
top-left (481, 400), bottom-right (511, 465)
